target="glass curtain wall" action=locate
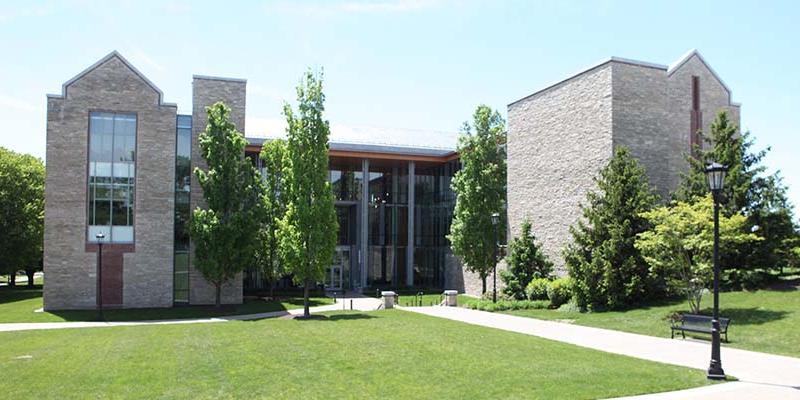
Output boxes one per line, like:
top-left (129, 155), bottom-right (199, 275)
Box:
top-left (87, 112), bottom-right (136, 243)
top-left (173, 115), bottom-right (191, 303)
top-left (413, 160), bottom-right (458, 288)
top-left (367, 163), bottom-right (408, 287)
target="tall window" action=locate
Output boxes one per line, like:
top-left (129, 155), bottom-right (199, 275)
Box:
top-left (88, 112), bottom-right (136, 243)
top-left (174, 115), bottom-right (191, 303)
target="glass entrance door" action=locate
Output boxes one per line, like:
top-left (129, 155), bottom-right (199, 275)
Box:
top-left (325, 246), bottom-right (351, 291)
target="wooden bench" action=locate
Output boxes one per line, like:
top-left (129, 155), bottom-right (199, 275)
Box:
top-left (671, 314), bottom-right (731, 342)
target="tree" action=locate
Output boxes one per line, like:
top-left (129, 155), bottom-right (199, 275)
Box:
top-left (254, 139), bottom-right (288, 299)
top-left (500, 219), bottom-right (553, 300)
top-left (448, 105), bottom-right (507, 294)
top-left (636, 196), bottom-right (760, 313)
top-left (676, 111), bottom-right (799, 278)
top-left (564, 147), bottom-right (658, 310)
top-left (278, 70), bottom-right (338, 318)
top-left (0, 148), bottom-right (44, 288)
top-left (189, 102), bottom-right (263, 307)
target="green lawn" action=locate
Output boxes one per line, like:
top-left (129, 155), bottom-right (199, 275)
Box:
top-left (0, 286), bottom-right (333, 323)
top-left (1, 310), bottom-right (714, 399)
top-left (503, 288), bottom-right (800, 358)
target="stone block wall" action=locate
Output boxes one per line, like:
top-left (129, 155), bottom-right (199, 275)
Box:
top-left (44, 54), bottom-right (176, 310)
top-left (507, 63), bottom-right (614, 273)
top-left (189, 76), bottom-right (247, 305)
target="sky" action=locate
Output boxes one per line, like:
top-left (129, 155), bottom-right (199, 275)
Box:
top-left (0, 0), bottom-right (798, 213)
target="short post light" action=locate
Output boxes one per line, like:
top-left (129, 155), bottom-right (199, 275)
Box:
top-left (95, 232), bottom-right (105, 321)
top-left (491, 212), bottom-right (500, 303)
top-left (705, 162), bottom-right (728, 380)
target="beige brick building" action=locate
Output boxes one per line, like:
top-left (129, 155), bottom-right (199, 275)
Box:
top-left (506, 50), bottom-right (740, 273)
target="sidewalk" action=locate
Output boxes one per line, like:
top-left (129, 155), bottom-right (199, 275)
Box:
top-left (0, 296), bottom-right (382, 333)
top-left (403, 306), bottom-right (800, 399)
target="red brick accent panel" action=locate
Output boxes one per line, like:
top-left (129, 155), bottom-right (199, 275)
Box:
top-left (85, 244), bottom-right (134, 307)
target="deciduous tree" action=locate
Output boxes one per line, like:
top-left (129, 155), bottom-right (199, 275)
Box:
top-left (448, 105), bottom-right (507, 294)
top-left (0, 148), bottom-right (44, 288)
top-left (254, 139), bottom-right (288, 299)
top-left (190, 102), bottom-right (263, 307)
top-left (278, 70), bottom-right (338, 318)
top-left (636, 196), bottom-right (760, 313)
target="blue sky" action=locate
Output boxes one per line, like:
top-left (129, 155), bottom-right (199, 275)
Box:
top-left (0, 0), bottom-right (798, 214)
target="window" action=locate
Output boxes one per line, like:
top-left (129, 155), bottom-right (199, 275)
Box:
top-left (87, 112), bottom-right (136, 243)
top-left (174, 114), bottom-right (192, 303)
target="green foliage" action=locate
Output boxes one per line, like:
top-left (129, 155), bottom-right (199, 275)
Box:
top-left (189, 102), bottom-right (263, 307)
top-left (254, 139), bottom-right (289, 298)
top-left (636, 195), bottom-right (760, 313)
top-left (546, 277), bottom-right (572, 308)
top-left (564, 147), bottom-right (658, 310)
top-left (0, 147), bottom-right (45, 286)
top-left (675, 111), bottom-right (799, 278)
top-left (526, 277), bottom-right (550, 300)
top-left (448, 105), bottom-right (507, 293)
top-left (467, 299), bottom-right (550, 312)
top-left (501, 219), bottom-right (553, 299)
top-left (278, 70), bottom-right (338, 317)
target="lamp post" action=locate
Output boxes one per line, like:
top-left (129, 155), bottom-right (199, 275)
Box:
top-left (491, 212), bottom-right (500, 303)
top-left (705, 162), bottom-right (728, 380)
top-left (95, 232), bottom-right (105, 321)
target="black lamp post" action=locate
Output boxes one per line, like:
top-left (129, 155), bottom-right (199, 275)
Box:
top-left (705, 162), bottom-right (728, 380)
top-left (95, 232), bottom-right (105, 321)
top-left (491, 212), bottom-right (500, 303)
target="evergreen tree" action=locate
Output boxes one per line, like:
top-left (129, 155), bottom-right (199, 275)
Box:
top-left (190, 102), bottom-right (263, 307)
top-left (564, 147), bottom-right (658, 310)
top-left (676, 111), bottom-right (799, 278)
top-left (254, 139), bottom-right (288, 299)
top-left (448, 105), bottom-right (507, 294)
top-left (278, 70), bottom-right (338, 318)
top-left (500, 219), bottom-right (553, 300)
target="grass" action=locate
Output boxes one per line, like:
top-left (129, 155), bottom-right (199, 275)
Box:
top-left (0, 310), bottom-right (714, 399)
top-left (503, 288), bottom-right (800, 358)
top-left (0, 285), bottom-right (333, 323)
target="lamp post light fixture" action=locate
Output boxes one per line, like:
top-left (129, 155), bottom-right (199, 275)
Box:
top-left (95, 232), bottom-right (105, 321)
top-left (491, 212), bottom-right (500, 303)
top-left (705, 162), bottom-right (728, 380)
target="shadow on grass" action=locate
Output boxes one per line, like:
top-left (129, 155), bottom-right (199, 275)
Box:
top-left (0, 286), bottom-right (44, 304)
top-left (709, 307), bottom-right (790, 326)
top-left (292, 313), bottom-right (376, 322)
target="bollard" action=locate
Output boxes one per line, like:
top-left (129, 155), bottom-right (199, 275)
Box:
top-left (381, 291), bottom-right (396, 309)
top-left (350, 299), bottom-right (353, 310)
top-left (443, 290), bottom-right (458, 307)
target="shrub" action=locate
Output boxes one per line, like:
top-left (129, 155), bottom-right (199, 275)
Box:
top-left (547, 277), bottom-right (572, 308)
top-left (467, 299), bottom-right (549, 312)
top-left (526, 278), bottom-right (550, 300)
top-left (501, 219), bottom-right (553, 300)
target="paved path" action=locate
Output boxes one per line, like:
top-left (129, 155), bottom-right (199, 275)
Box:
top-left (0, 296), bottom-right (382, 333)
top-left (404, 306), bottom-right (800, 399)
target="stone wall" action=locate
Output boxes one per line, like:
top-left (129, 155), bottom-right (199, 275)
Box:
top-left (44, 54), bottom-right (176, 310)
top-left (611, 62), bottom-right (676, 200)
top-left (506, 63), bottom-right (614, 273)
top-left (189, 76), bottom-right (247, 305)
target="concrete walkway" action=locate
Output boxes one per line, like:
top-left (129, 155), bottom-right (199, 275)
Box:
top-left (0, 296), bottom-right (382, 333)
top-left (404, 306), bottom-right (800, 399)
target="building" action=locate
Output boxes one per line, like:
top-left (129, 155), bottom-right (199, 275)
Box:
top-left (43, 49), bottom-right (741, 308)
top-left (507, 50), bottom-right (741, 271)
top-left (44, 51), bottom-right (462, 310)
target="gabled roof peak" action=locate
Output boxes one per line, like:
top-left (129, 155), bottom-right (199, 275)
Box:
top-left (667, 49), bottom-right (732, 95)
top-left (47, 50), bottom-right (176, 107)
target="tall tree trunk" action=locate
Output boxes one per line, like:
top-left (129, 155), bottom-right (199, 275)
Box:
top-left (303, 279), bottom-right (310, 318)
top-left (269, 280), bottom-right (274, 300)
top-left (481, 274), bottom-right (487, 294)
top-left (26, 269), bottom-right (35, 288)
top-left (215, 283), bottom-right (222, 309)
top-left (9, 273), bottom-right (16, 288)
